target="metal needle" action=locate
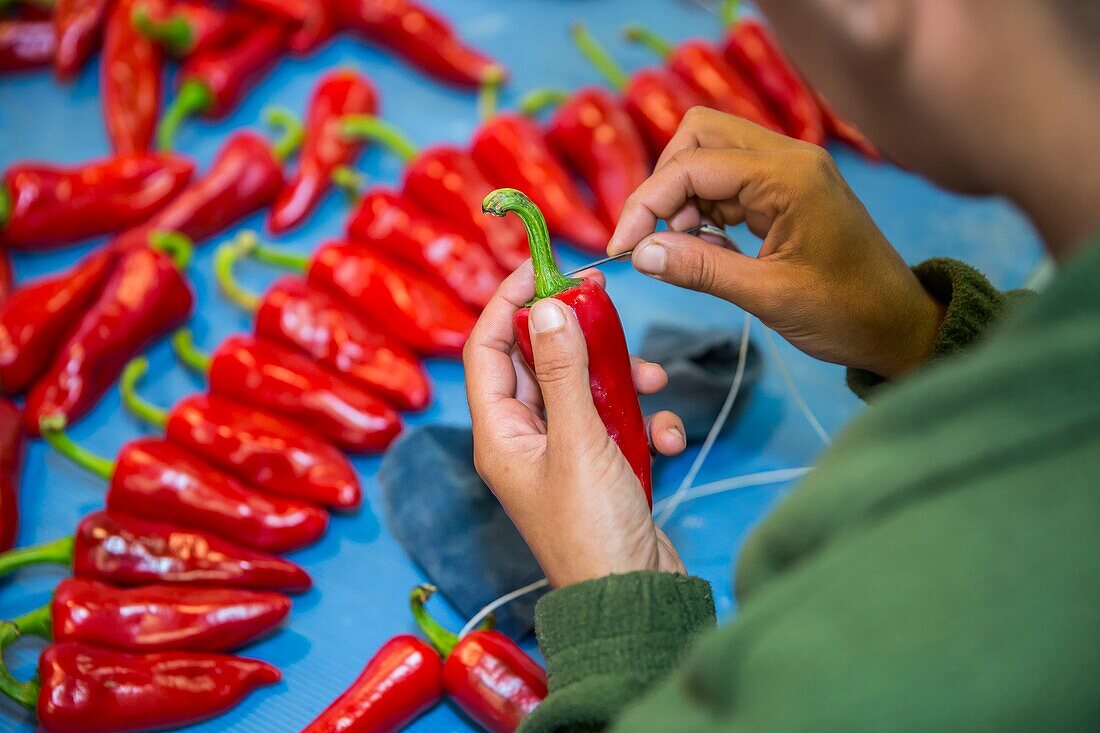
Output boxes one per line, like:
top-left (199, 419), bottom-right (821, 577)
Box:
top-left (562, 224), bottom-right (739, 277)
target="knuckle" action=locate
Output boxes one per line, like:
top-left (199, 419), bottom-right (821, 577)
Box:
top-left (679, 245), bottom-right (718, 294)
top-left (534, 350), bottom-right (582, 387)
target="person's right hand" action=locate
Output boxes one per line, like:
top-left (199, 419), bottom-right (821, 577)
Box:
top-left (610, 107), bottom-right (945, 379)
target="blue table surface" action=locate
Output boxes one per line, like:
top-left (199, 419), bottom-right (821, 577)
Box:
top-left (0, 1), bottom-right (1042, 730)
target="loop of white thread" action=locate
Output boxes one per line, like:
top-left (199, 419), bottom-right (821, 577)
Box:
top-left (762, 329), bottom-right (831, 446)
top-left (459, 577), bottom-right (550, 639)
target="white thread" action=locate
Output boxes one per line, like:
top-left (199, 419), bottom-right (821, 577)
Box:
top-left (652, 466), bottom-right (813, 514)
top-left (459, 577), bottom-right (550, 638)
top-left (763, 329), bottom-right (831, 446)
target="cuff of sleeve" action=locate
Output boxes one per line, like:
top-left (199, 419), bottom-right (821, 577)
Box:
top-left (847, 257), bottom-right (1008, 400)
top-left (535, 571), bottom-right (716, 693)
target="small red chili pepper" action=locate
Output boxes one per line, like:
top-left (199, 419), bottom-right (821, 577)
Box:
top-left (24, 233), bottom-right (194, 434)
top-left (303, 634), bottom-right (443, 733)
top-left (0, 249), bottom-right (115, 396)
top-left (158, 19), bottom-right (290, 150)
top-left (0, 399), bottom-right (23, 552)
top-left (40, 422), bottom-right (330, 553)
top-left (53, 0), bottom-right (109, 80)
top-left (215, 234), bottom-right (432, 411)
top-left (571, 23), bottom-right (703, 161)
top-left (102, 0), bottom-right (165, 154)
top-left (289, 0), bottom-right (337, 55)
top-left (816, 92), bottom-right (882, 161)
top-left (521, 86), bottom-right (649, 229)
top-left (174, 330), bottom-right (404, 453)
top-left (335, 0), bottom-right (505, 88)
top-left (120, 356), bottom-right (363, 509)
top-left (0, 251), bottom-right (11, 302)
top-left (485, 189), bottom-right (652, 505)
top-left (237, 0), bottom-right (312, 25)
top-left (0, 19), bottom-right (55, 73)
top-left (0, 152), bottom-right (195, 251)
top-left (268, 69), bottom-right (378, 234)
top-left (132, 0), bottom-right (245, 58)
top-left (411, 584), bottom-right (546, 732)
top-left (0, 509), bottom-right (312, 591)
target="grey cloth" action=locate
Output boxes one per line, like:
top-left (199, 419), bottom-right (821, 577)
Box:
top-left (379, 425), bottom-right (545, 638)
top-left (638, 323), bottom-right (762, 442)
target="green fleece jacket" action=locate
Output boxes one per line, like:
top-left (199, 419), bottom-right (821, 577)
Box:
top-left (523, 243), bottom-right (1100, 732)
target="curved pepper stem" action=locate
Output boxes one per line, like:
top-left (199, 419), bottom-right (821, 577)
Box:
top-left (0, 536), bottom-right (73, 579)
top-left (119, 357), bottom-right (170, 429)
top-left (0, 184), bottom-right (10, 231)
top-left (214, 231), bottom-right (263, 313)
top-left (157, 79), bottom-right (214, 152)
top-left (40, 416), bottom-right (116, 480)
top-left (0, 606), bottom-right (50, 711)
top-left (720, 0), bottom-right (742, 26)
top-left (172, 329), bottom-right (213, 375)
top-left (483, 188), bottom-right (580, 302)
top-left (477, 73), bottom-right (502, 122)
top-left (622, 24), bottom-right (674, 59)
top-left (265, 107), bottom-right (305, 163)
top-left (248, 243), bottom-right (310, 273)
top-left (571, 23), bottom-right (628, 92)
top-left (519, 88), bottom-right (569, 117)
top-left (149, 230), bottom-right (193, 270)
top-left (340, 115), bottom-right (419, 164)
top-left (331, 166), bottom-right (365, 203)
top-left (410, 584), bottom-right (459, 658)
top-left (132, 2), bottom-right (193, 56)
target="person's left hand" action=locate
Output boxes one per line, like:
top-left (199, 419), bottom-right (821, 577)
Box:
top-left (464, 263), bottom-right (687, 589)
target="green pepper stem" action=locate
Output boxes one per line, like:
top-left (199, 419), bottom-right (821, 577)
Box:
top-left (340, 115), bottom-right (418, 164)
top-left (571, 23), bottom-right (628, 91)
top-left (623, 24), bottom-right (674, 59)
top-left (0, 184), bottom-right (10, 231)
top-left (157, 79), bottom-right (213, 152)
top-left (265, 107), bottom-right (305, 163)
top-left (132, 2), bottom-right (194, 56)
top-left (0, 610), bottom-right (45, 711)
top-left (214, 232), bottom-right (262, 313)
top-left (483, 188), bottom-right (579, 301)
top-left (172, 329), bottom-right (212, 375)
top-left (519, 88), bottom-right (569, 117)
top-left (149, 230), bottom-right (193, 270)
top-left (39, 416), bottom-right (116, 480)
top-left (249, 243), bottom-right (310, 273)
top-left (477, 73), bottom-right (502, 122)
top-left (119, 357), bottom-right (170, 429)
top-left (0, 536), bottom-right (73, 579)
top-left (409, 584), bottom-right (459, 657)
top-left (720, 0), bottom-right (742, 26)
top-left (330, 166), bottom-right (365, 203)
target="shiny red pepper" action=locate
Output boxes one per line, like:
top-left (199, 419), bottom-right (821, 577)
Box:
top-left (816, 92), bottom-right (882, 161)
top-left (335, 0), bottom-right (505, 88)
top-left (346, 188), bottom-right (504, 310)
top-left (53, 0), bottom-right (109, 79)
top-left (0, 251), bottom-right (10, 302)
top-left (289, 0), bottom-right (336, 55)
top-left (411, 584), bottom-right (546, 732)
top-left (0, 249), bottom-right (115, 396)
top-left (24, 234), bottom-right (194, 434)
top-left (0, 19), bottom-right (55, 73)
top-left (120, 356), bottom-right (363, 509)
top-left (216, 237), bottom-right (432, 411)
top-left (303, 634), bottom-right (443, 733)
top-left (40, 425), bottom-right (330, 553)
top-left (0, 399), bottom-right (23, 552)
top-left (0, 509), bottom-right (312, 591)
top-left (133, 0), bottom-right (246, 58)
top-left (485, 189), bottom-right (652, 505)
top-left (238, 0), bottom-right (312, 24)
top-left (268, 69), bottom-right (378, 234)
top-left (522, 86), bottom-right (649, 229)
top-left (0, 152), bottom-right (195, 251)
top-left (175, 330), bottom-right (403, 453)
top-left (102, 0), bottom-right (165, 154)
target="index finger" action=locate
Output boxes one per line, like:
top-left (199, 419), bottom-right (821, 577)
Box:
top-left (654, 106), bottom-right (799, 172)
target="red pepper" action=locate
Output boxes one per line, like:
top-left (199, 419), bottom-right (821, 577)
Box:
top-left (0, 152), bottom-right (195, 251)
top-left (120, 356), bottom-right (364, 509)
top-left (0, 249), bottom-right (115, 396)
top-left (40, 423), bottom-right (330, 553)
top-left (289, 0), bottom-right (337, 55)
top-left (53, 0), bottom-right (109, 79)
top-left (411, 584), bottom-right (546, 732)
top-left (521, 87), bottom-right (650, 229)
top-left (102, 0), bottom-right (165, 154)
top-left (175, 330), bottom-right (403, 453)
top-left (41, 578), bottom-right (291, 652)
top-left (237, 0), bottom-right (312, 24)
top-left (0, 509), bottom-right (312, 591)
top-left (0, 399), bottom-right (23, 552)
top-left (132, 0), bottom-right (246, 58)
top-left (0, 251), bottom-right (11, 302)
top-left (24, 234), bottom-right (194, 434)
top-left (335, 0), bottom-right (505, 88)
top-left (303, 634), bottom-right (443, 733)
top-left (158, 19), bottom-right (290, 150)
top-left (268, 69), bottom-right (378, 234)
top-left (215, 236), bottom-right (432, 411)
top-left (0, 19), bottom-right (55, 73)
top-left (816, 92), bottom-right (882, 161)
top-left (485, 189), bottom-right (652, 505)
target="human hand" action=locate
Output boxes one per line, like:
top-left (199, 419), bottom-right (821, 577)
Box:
top-left (610, 107), bottom-right (945, 378)
top-left (464, 264), bottom-right (686, 588)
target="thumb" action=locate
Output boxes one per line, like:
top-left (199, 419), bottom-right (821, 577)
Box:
top-left (527, 298), bottom-right (603, 436)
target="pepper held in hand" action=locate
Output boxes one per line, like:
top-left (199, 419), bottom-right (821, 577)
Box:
top-left (484, 188), bottom-right (653, 505)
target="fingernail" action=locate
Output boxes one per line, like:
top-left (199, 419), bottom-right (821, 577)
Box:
top-left (668, 424), bottom-right (685, 449)
top-left (633, 240), bottom-right (666, 275)
top-left (530, 299), bottom-right (566, 334)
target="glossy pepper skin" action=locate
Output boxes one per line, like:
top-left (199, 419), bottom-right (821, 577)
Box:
top-left (102, 0), bottom-right (165, 154)
top-left (0, 399), bottom-right (23, 552)
top-left (303, 634), bottom-right (443, 733)
top-left (0, 152), bottom-right (195, 251)
top-left (50, 578), bottom-right (291, 652)
top-left (238, 0), bottom-right (312, 24)
top-left (24, 237), bottom-right (194, 434)
top-left (347, 188), bottom-right (504, 311)
top-left (412, 585), bottom-right (546, 733)
top-left (0, 249), bottom-right (115, 396)
top-left (289, 0), bottom-right (336, 55)
top-left (53, 0), bottom-right (109, 79)
top-left (485, 189), bottom-right (652, 505)
top-left (268, 69), bottom-right (378, 234)
top-left (0, 20), bottom-right (56, 73)
top-left (335, 0), bottom-right (504, 88)
top-left (133, 0), bottom-right (245, 58)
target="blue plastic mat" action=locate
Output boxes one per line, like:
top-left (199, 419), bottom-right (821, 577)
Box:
top-left (0, 1), bottom-right (1042, 730)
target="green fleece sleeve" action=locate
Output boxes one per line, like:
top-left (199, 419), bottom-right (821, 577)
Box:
top-left (521, 572), bottom-right (716, 733)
